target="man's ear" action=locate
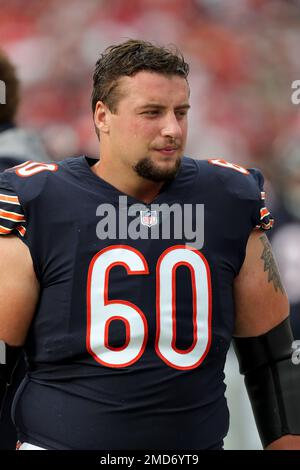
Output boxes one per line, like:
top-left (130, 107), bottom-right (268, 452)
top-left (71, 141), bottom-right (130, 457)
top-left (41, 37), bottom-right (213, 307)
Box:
top-left (94, 101), bottom-right (110, 135)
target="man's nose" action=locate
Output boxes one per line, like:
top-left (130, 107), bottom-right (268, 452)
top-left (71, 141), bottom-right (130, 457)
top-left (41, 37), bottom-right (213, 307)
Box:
top-left (160, 113), bottom-right (182, 140)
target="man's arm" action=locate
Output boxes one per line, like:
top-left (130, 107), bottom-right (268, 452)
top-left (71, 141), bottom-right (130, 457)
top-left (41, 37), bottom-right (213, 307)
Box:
top-left (234, 229), bottom-right (289, 337)
top-left (233, 229), bottom-right (300, 449)
top-left (0, 235), bottom-right (39, 346)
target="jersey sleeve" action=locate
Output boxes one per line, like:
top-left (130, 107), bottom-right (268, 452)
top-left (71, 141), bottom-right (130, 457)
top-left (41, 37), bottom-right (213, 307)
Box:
top-left (248, 168), bottom-right (274, 231)
top-left (0, 172), bottom-right (26, 238)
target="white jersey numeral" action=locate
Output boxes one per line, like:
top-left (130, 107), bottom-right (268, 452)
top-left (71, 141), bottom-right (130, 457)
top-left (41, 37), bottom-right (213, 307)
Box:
top-left (16, 161), bottom-right (58, 177)
top-left (87, 246), bottom-right (149, 367)
top-left (87, 245), bottom-right (212, 370)
top-left (208, 158), bottom-right (249, 175)
top-left (156, 246), bottom-right (211, 370)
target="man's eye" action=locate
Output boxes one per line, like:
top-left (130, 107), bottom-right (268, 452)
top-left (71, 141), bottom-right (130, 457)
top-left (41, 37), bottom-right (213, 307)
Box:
top-left (176, 111), bottom-right (188, 118)
top-left (143, 110), bottom-right (159, 116)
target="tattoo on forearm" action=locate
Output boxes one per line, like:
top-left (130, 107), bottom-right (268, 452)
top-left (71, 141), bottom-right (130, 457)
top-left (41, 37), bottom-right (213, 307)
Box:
top-left (259, 235), bottom-right (284, 294)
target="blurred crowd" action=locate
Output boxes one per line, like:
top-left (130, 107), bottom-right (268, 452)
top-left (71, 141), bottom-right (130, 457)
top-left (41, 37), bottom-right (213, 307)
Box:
top-left (0, 0), bottom-right (299, 167)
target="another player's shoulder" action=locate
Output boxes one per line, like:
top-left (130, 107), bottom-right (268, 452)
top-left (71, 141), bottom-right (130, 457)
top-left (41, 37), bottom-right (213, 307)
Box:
top-left (193, 157), bottom-right (265, 200)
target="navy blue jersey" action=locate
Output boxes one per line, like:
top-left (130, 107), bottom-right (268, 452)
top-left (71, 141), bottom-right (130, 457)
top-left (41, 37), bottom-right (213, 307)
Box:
top-left (0, 157), bottom-right (273, 450)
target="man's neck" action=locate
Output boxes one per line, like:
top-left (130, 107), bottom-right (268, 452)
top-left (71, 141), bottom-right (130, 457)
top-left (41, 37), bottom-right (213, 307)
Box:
top-left (91, 158), bottom-right (164, 204)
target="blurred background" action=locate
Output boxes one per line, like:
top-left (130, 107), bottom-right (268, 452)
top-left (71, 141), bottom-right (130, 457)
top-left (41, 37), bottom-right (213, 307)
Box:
top-left (1, 0), bottom-right (300, 450)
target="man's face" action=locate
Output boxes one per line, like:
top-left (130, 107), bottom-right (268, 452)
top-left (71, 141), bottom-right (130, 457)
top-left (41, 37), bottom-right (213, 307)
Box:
top-left (100, 71), bottom-right (190, 182)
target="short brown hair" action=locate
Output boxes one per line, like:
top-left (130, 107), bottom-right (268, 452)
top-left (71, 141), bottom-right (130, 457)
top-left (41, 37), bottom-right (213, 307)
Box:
top-left (0, 51), bottom-right (19, 124)
top-left (91, 39), bottom-right (189, 119)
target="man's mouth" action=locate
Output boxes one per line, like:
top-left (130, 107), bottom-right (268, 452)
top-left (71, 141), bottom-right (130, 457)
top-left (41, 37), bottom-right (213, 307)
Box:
top-left (154, 147), bottom-right (179, 155)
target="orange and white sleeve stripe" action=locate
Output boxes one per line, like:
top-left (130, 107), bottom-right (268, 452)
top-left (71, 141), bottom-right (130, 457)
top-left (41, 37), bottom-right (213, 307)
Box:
top-left (254, 193), bottom-right (274, 231)
top-left (0, 191), bottom-right (26, 237)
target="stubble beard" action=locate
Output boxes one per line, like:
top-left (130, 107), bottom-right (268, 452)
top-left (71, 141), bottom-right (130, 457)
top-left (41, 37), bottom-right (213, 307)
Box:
top-left (133, 155), bottom-right (182, 183)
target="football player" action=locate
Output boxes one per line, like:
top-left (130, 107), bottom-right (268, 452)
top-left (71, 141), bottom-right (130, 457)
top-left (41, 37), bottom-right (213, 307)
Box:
top-left (0, 39), bottom-right (299, 450)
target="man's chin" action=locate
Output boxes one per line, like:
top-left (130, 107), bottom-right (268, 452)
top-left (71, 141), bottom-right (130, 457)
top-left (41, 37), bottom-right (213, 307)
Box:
top-left (134, 155), bottom-right (181, 183)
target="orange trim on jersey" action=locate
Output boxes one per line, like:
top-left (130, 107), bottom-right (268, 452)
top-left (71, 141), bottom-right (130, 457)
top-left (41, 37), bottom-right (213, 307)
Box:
top-left (16, 225), bottom-right (26, 237)
top-left (260, 207), bottom-right (270, 219)
top-left (0, 223), bottom-right (26, 236)
top-left (0, 209), bottom-right (25, 222)
top-left (0, 193), bottom-right (20, 204)
top-left (261, 220), bottom-right (274, 230)
top-left (0, 225), bottom-right (12, 234)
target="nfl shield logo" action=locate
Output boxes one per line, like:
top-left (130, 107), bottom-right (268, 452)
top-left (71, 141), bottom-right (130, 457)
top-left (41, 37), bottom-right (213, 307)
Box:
top-left (140, 210), bottom-right (158, 227)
